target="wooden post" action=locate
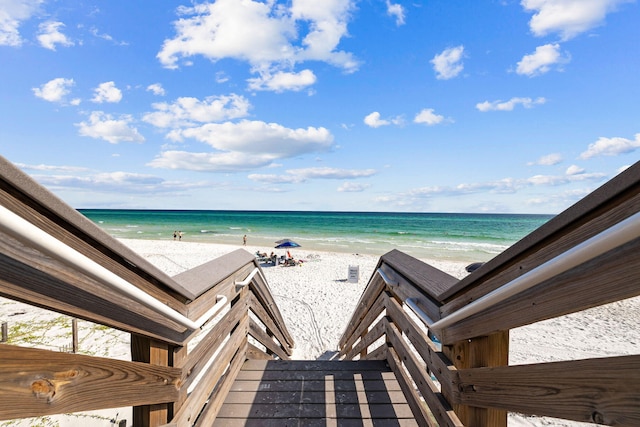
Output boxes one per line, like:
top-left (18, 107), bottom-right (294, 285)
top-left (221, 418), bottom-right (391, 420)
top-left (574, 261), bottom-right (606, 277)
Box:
top-left (71, 318), bottom-right (78, 353)
top-left (443, 331), bottom-right (509, 427)
top-left (1, 322), bottom-right (7, 343)
top-left (266, 330), bottom-right (275, 356)
top-left (359, 330), bottom-right (368, 358)
top-left (132, 335), bottom-right (173, 426)
top-left (172, 344), bottom-right (188, 417)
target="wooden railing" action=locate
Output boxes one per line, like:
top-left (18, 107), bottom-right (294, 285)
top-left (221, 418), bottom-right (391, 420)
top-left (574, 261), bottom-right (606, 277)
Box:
top-left (2, 151), bottom-right (639, 426)
top-left (339, 161), bottom-right (640, 427)
top-left (0, 156), bottom-right (294, 426)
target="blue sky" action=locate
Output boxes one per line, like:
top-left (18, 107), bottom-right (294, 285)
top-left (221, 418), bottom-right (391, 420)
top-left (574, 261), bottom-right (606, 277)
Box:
top-left (1, 0), bottom-right (638, 214)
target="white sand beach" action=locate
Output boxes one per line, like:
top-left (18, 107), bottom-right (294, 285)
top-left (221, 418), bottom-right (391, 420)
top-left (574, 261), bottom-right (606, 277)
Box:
top-left (1, 238), bottom-right (638, 427)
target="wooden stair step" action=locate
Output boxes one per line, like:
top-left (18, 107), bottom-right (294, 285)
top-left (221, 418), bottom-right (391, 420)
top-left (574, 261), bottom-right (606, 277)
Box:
top-left (214, 360), bottom-right (419, 426)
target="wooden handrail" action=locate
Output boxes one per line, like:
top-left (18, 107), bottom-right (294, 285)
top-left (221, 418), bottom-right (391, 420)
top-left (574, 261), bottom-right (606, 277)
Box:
top-left (340, 162), bottom-right (640, 426)
top-left (0, 156), bottom-right (294, 425)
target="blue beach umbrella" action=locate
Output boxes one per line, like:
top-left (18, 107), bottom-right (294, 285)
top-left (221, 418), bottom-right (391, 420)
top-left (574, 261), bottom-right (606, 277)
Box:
top-left (274, 239), bottom-right (301, 248)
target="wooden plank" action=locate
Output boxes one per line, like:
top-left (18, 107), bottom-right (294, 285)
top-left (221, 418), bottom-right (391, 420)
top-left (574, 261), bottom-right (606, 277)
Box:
top-left (213, 419), bottom-right (420, 427)
top-left (215, 402), bottom-right (415, 419)
top-left (0, 344), bottom-right (180, 420)
top-left (235, 369), bottom-right (400, 382)
top-left (384, 293), bottom-right (458, 398)
top-left (170, 315), bottom-right (249, 426)
top-left (345, 316), bottom-right (387, 361)
top-left (131, 336), bottom-right (173, 427)
top-left (249, 318), bottom-right (288, 360)
top-left (381, 250), bottom-right (458, 303)
top-left (182, 266), bottom-right (244, 326)
top-left (249, 272), bottom-right (295, 349)
top-left (192, 340), bottom-right (248, 427)
top-left (457, 355), bottom-right (640, 426)
top-left (440, 238), bottom-right (640, 343)
top-left (216, 359), bottom-right (420, 425)
top-left (248, 293), bottom-right (292, 357)
top-left (222, 389), bottom-right (411, 405)
top-left (241, 359), bottom-right (391, 372)
top-left (0, 236), bottom-right (189, 345)
top-left (339, 272), bottom-right (386, 350)
top-left (230, 378), bottom-right (401, 393)
top-left (387, 347), bottom-right (439, 427)
top-left (363, 343), bottom-right (389, 361)
top-left (246, 343), bottom-right (274, 360)
top-left (386, 322), bottom-right (462, 427)
top-left (380, 262), bottom-right (443, 325)
top-left (173, 250), bottom-right (255, 300)
top-left (443, 331), bottom-right (508, 427)
top-left (339, 292), bottom-right (386, 358)
top-left (181, 292), bottom-right (248, 391)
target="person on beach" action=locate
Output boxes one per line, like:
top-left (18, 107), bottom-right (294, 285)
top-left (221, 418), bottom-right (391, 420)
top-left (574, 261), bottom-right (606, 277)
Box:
top-left (243, 235), bottom-right (247, 246)
top-left (173, 231), bottom-right (177, 240)
top-left (178, 231), bottom-right (182, 241)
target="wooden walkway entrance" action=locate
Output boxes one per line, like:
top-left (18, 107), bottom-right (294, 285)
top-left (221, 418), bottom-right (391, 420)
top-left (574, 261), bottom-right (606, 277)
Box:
top-left (214, 359), bottom-right (419, 426)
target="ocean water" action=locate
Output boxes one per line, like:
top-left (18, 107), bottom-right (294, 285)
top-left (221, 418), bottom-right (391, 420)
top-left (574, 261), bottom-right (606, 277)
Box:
top-left (79, 210), bottom-right (553, 264)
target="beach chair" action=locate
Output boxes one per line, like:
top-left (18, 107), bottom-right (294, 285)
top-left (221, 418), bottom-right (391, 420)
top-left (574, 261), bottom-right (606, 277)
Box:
top-left (254, 251), bottom-right (269, 263)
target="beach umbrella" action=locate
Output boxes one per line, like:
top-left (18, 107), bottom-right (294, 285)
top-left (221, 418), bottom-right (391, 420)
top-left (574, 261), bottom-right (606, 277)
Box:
top-left (274, 239), bottom-right (301, 248)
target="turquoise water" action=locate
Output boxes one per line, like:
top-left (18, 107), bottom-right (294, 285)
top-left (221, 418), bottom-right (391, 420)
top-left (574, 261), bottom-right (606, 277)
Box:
top-left (79, 210), bottom-right (553, 263)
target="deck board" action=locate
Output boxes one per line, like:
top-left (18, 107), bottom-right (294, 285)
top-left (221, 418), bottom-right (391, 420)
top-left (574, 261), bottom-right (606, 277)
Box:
top-left (214, 360), bottom-right (419, 426)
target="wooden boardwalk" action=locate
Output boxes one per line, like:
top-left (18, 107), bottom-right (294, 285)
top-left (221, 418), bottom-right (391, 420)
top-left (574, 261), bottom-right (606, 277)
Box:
top-left (214, 359), bottom-right (419, 426)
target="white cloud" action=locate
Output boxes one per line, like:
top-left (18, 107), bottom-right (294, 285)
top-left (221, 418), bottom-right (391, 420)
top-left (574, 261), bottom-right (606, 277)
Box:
top-left (150, 120), bottom-right (335, 172)
top-left (215, 71), bottom-right (229, 83)
top-left (33, 171), bottom-right (205, 194)
top-left (414, 108), bottom-right (446, 126)
top-left (157, 0), bottom-right (358, 91)
top-left (247, 69), bottom-right (317, 92)
top-left (37, 21), bottom-right (74, 50)
top-left (16, 163), bottom-right (89, 172)
top-left (143, 94), bottom-right (251, 129)
top-left (521, 0), bottom-right (632, 40)
top-left (146, 83), bottom-right (166, 96)
top-left (148, 151), bottom-right (276, 172)
top-left (89, 27), bottom-right (128, 46)
top-left (527, 168), bottom-right (606, 185)
top-left (364, 111), bottom-right (404, 128)
top-left (516, 43), bottom-right (569, 76)
top-left (579, 133), bottom-right (640, 159)
top-left (431, 45), bottom-right (464, 80)
top-left (0, 0), bottom-right (42, 47)
top-left (528, 153), bottom-right (563, 166)
top-left (249, 167), bottom-right (376, 184)
top-left (32, 77), bottom-right (75, 103)
top-left (247, 173), bottom-right (304, 184)
top-left (566, 164), bottom-right (585, 175)
top-left (386, 1), bottom-right (406, 26)
top-left (76, 111), bottom-right (145, 144)
top-left (177, 120), bottom-right (333, 155)
top-left (364, 112), bottom-right (389, 128)
top-left (338, 182), bottom-right (370, 192)
top-left (91, 81), bottom-right (123, 103)
top-left (378, 167), bottom-right (608, 209)
top-left (476, 97), bottom-right (546, 112)
top-left (287, 167), bottom-right (376, 180)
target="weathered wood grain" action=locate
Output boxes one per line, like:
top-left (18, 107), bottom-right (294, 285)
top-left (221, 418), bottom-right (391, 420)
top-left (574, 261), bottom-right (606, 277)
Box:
top-left (457, 355), bottom-right (640, 426)
top-left (0, 344), bottom-right (180, 419)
